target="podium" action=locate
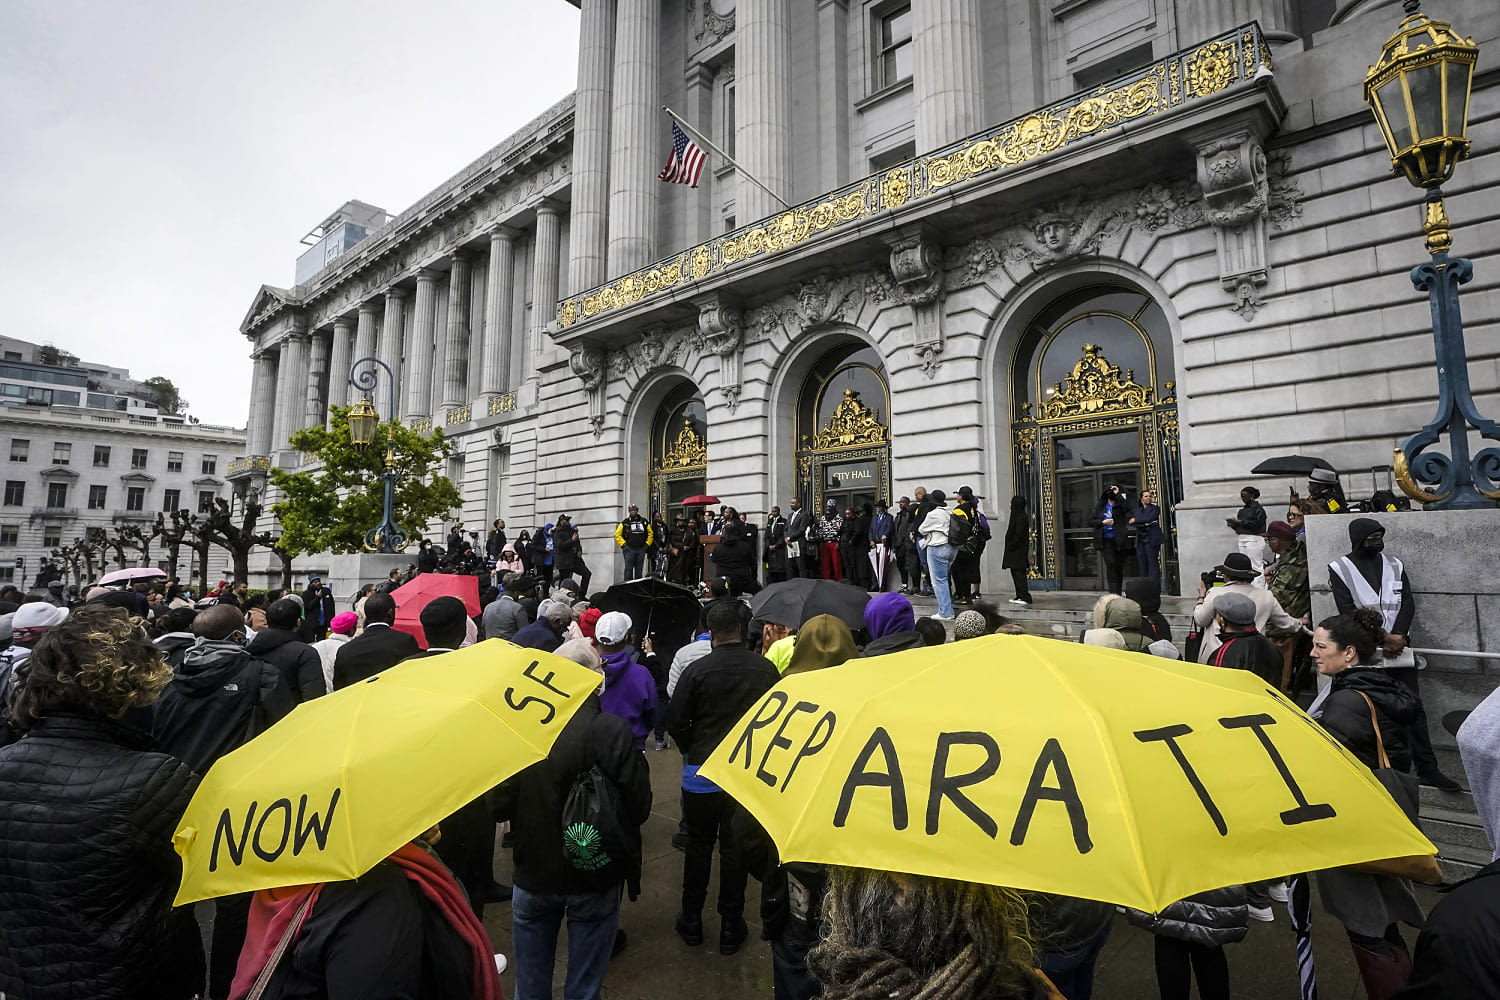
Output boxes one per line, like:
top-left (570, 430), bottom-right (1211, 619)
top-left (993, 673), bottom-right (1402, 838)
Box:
top-left (700, 534), bottom-right (721, 583)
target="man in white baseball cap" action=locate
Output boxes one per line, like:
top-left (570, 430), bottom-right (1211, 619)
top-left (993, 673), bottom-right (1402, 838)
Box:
top-left (0, 602), bottom-right (70, 694)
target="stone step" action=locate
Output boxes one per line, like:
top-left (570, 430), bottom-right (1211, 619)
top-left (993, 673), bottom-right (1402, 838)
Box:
top-left (1421, 810), bottom-right (1494, 854)
top-left (1420, 783), bottom-right (1477, 813)
top-left (1435, 841), bottom-right (1493, 883)
top-left (903, 590), bottom-right (1196, 639)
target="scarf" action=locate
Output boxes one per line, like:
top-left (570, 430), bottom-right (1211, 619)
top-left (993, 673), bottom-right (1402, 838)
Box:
top-left (228, 843), bottom-right (501, 1000)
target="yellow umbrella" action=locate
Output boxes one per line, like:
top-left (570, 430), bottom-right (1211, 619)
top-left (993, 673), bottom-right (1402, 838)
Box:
top-left (173, 641), bottom-right (601, 905)
top-left (699, 635), bottom-right (1435, 913)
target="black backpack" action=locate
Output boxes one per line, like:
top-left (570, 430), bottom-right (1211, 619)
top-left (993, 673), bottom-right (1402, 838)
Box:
top-left (947, 509), bottom-right (973, 549)
top-left (561, 742), bottom-right (632, 880)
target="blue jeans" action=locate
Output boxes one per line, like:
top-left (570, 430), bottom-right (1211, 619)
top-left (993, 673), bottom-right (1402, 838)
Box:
top-left (926, 543), bottom-right (955, 618)
top-left (511, 884), bottom-right (621, 1000)
top-left (623, 547), bottom-right (645, 580)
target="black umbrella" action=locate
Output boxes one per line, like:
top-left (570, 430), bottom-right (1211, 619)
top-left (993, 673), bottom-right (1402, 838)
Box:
top-left (750, 578), bottom-right (871, 631)
top-left (1250, 455), bottom-right (1337, 476)
top-left (597, 578), bottom-right (702, 654)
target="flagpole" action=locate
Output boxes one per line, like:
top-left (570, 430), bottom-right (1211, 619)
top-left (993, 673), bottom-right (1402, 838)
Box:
top-left (662, 105), bottom-right (793, 211)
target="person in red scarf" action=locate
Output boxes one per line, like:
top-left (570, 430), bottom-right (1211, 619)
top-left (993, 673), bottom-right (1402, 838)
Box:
top-left (229, 829), bottom-right (503, 1000)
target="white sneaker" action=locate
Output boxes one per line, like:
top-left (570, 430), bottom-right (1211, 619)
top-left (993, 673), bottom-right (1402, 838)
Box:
top-left (1248, 904), bottom-right (1274, 923)
top-left (1009, 598), bottom-right (1026, 605)
top-left (1268, 882), bottom-right (1289, 903)
top-left (932, 614), bottom-right (954, 621)
top-left (494, 953), bottom-right (508, 974)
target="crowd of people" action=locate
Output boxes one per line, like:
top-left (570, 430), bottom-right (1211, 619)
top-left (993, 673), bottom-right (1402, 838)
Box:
top-left (0, 468), bottom-right (1495, 1000)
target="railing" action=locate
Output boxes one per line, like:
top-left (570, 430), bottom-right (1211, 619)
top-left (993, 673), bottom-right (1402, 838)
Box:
top-left (29, 506), bottom-right (79, 519)
top-left (111, 509), bottom-right (155, 522)
top-left (227, 455), bottom-right (270, 478)
top-left (445, 405), bottom-right (471, 426)
top-left (557, 22), bottom-right (1270, 331)
top-left (488, 391), bottom-right (519, 416)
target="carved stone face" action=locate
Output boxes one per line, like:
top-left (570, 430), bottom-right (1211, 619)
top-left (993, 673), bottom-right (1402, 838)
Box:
top-left (1038, 217), bottom-right (1072, 251)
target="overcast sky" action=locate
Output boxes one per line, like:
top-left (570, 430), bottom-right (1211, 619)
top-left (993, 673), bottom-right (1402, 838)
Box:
top-left (0, 1), bottom-right (580, 429)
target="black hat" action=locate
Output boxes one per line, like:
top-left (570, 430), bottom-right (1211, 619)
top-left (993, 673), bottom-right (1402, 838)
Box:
top-left (956, 485), bottom-right (984, 501)
top-left (929, 489), bottom-right (947, 505)
top-left (1214, 552), bottom-right (1257, 581)
top-left (1348, 517), bottom-right (1384, 548)
top-left (557, 513), bottom-right (571, 521)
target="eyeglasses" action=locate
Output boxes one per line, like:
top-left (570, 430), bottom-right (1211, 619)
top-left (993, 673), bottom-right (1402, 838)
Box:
top-left (1287, 512), bottom-right (1304, 521)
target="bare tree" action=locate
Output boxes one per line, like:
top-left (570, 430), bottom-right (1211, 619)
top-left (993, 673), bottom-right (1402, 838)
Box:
top-left (156, 510), bottom-right (197, 581)
top-left (199, 496), bottom-right (269, 585)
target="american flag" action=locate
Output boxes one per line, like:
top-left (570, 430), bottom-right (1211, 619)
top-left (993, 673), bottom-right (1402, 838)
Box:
top-left (659, 121), bottom-right (707, 187)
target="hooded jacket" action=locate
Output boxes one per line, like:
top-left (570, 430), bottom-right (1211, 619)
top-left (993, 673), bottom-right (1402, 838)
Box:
top-left (1316, 667), bottom-right (1416, 772)
top-left (1330, 517), bottom-right (1415, 637)
top-left (1124, 579), bottom-right (1172, 643)
top-left (153, 631), bottom-right (198, 670)
top-left (1002, 496), bottom-right (1031, 569)
top-left (787, 615), bottom-right (858, 674)
top-left (1395, 859), bottom-right (1500, 999)
top-left (861, 593), bottom-right (922, 656)
top-left (599, 647), bottom-right (658, 751)
top-left (153, 640), bottom-right (294, 773)
top-left (247, 627), bottom-right (327, 703)
top-left (1101, 598), bottom-right (1150, 652)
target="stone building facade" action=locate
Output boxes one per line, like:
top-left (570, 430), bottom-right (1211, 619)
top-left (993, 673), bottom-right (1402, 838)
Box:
top-left (235, 0), bottom-right (1500, 594)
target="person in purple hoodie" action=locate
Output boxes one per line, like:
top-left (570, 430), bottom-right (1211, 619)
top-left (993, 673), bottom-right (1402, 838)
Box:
top-left (594, 611), bottom-right (659, 751)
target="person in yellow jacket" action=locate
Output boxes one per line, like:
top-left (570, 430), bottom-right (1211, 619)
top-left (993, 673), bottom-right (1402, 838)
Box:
top-left (616, 503), bottom-right (655, 581)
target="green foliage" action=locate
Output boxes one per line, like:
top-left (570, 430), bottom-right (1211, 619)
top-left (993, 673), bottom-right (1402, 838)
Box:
top-left (143, 376), bottom-right (187, 414)
top-left (270, 406), bottom-right (462, 557)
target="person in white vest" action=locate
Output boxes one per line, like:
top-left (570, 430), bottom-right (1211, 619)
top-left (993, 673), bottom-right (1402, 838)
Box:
top-left (1329, 517), bottom-right (1462, 792)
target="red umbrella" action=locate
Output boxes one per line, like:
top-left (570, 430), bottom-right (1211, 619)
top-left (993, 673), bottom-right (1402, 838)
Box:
top-left (680, 494), bottom-right (720, 506)
top-left (391, 574), bottom-right (481, 649)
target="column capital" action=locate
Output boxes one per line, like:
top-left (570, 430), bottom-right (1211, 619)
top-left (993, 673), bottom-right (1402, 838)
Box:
top-left (448, 248), bottom-right (472, 266)
top-left (415, 267), bottom-right (443, 283)
top-left (332, 315), bottom-right (355, 331)
top-left (384, 285), bottom-right (409, 301)
top-left (532, 198), bottom-right (563, 219)
top-left (281, 328), bottom-right (310, 346)
top-left (488, 222), bottom-right (522, 242)
top-left (359, 298), bottom-right (381, 314)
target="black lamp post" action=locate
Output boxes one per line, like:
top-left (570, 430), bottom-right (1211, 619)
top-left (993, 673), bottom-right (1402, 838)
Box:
top-left (347, 358), bottom-right (410, 552)
top-left (1364, 1), bottom-right (1496, 509)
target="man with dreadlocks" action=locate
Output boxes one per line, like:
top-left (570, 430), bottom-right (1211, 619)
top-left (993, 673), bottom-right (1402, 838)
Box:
top-left (806, 867), bottom-right (1063, 1000)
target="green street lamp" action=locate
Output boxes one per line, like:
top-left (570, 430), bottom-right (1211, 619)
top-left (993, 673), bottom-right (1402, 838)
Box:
top-left (347, 358), bottom-right (410, 552)
top-left (1364, 2), bottom-right (1497, 509)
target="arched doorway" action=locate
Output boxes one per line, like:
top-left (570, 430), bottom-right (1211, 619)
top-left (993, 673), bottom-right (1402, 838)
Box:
top-left (795, 344), bottom-right (891, 511)
top-left (1009, 286), bottom-right (1182, 592)
top-left (648, 384), bottom-right (708, 521)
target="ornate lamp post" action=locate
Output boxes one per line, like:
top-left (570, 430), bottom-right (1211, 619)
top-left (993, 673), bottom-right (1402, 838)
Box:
top-left (347, 358), bottom-right (410, 552)
top-left (1364, 2), bottom-right (1495, 509)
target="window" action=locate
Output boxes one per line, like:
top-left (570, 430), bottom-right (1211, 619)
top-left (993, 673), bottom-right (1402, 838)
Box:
top-left (42, 525), bottom-right (61, 548)
top-left (9, 439), bottom-right (27, 462)
top-left (126, 486), bottom-right (145, 511)
top-left (2, 351), bottom-right (19, 361)
top-left (46, 482), bottom-right (68, 508)
top-left (4, 481), bottom-right (24, 506)
top-left (52, 442), bottom-right (70, 465)
top-left (201, 454), bottom-right (218, 475)
top-left (88, 485), bottom-right (107, 509)
top-left (723, 215), bottom-right (736, 232)
top-left (722, 82), bottom-right (736, 158)
top-left (0, 524), bottom-right (17, 546)
top-left (131, 448), bottom-right (148, 470)
top-left (870, 140), bottom-right (916, 173)
top-left (162, 488), bottom-right (180, 512)
top-left (875, 3), bottom-right (913, 90)
top-left (197, 490), bottom-right (216, 514)
top-left (94, 445), bottom-right (111, 467)
top-left (167, 450), bottom-right (183, 473)
top-left (1073, 42), bottom-right (1154, 91)
top-left (0, 565), bottom-right (13, 583)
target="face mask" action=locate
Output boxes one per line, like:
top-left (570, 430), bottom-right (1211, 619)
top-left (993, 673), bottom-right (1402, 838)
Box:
top-left (1365, 538), bottom-right (1384, 553)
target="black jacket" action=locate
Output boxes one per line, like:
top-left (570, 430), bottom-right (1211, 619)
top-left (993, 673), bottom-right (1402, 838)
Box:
top-left (1204, 628), bottom-right (1283, 686)
top-left (863, 630), bottom-right (925, 656)
top-left (153, 631), bottom-right (197, 670)
top-left (493, 696), bottom-right (652, 898)
top-left (668, 644), bottom-right (779, 767)
top-left (0, 716), bottom-right (199, 1000)
top-left (1229, 500), bottom-right (1267, 536)
top-left (512, 619), bottom-right (563, 653)
top-left (1124, 578), bottom-right (1172, 643)
top-left (1395, 859), bottom-right (1500, 999)
top-left (1090, 497), bottom-right (1132, 550)
top-left (262, 858), bottom-right (473, 1000)
top-left (248, 627), bottom-right (327, 702)
top-left (333, 623), bottom-right (421, 689)
top-left (1002, 501), bottom-right (1030, 569)
top-left (1317, 667), bottom-right (1416, 772)
top-left (153, 640), bottom-right (294, 773)
top-left (300, 586), bottom-right (337, 633)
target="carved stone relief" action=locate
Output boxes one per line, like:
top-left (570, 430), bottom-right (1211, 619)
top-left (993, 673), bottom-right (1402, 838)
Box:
top-left (569, 346), bottom-right (607, 438)
top-left (1194, 129), bottom-right (1271, 321)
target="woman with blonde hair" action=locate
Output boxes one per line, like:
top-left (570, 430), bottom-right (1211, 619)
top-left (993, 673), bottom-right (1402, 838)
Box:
top-left (0, 605), bottom-right (199, 998)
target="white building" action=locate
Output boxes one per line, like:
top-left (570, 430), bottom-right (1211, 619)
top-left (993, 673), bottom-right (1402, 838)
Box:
top-left (234, 0), bottom-right (1500, 595)
top-left (0, 340), bottom-right (245, 589)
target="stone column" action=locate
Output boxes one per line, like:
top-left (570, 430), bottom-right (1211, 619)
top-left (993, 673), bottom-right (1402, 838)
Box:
top-left (530, 202), bottom-right (562, 366)
top-left (817, 0), bottom-right (851, 191)
top-left (276, 330), bottom-right (309, 446)
top-left (378, 287), bottom-right (407, 412)
top-left (354, 301), bottom-right (378, 363)
top-left (607, 0), bottom-right (659, 275)
top-left (466, 257), bottom-right (487, 401)
top-left (304, 330), bottom-right (329, 430)
top-left (1180, 1), bottom-right (1297, 46)
top-left (429, 281), bottom-right (449, 419)
top-left (443, 254), bottom-right (472, 408)
top-left (248, 350), bottom-right (277, 456)
top-left (913, 0), bottom-right (985, 151)
top-left (482, 226), bottom-right (519, 395)
top-left (736, 0), bottom-right (793, 221)
top-left (404, 270), bottom-right (439, 421)
top-left (326, 317), bottom-right (353, 425)
top-left (570, 0), bottom-right (616, 294)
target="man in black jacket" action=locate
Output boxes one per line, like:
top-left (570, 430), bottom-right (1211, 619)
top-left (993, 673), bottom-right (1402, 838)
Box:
top-left (333, 592), bottom-right (421, 688)
top-left (300, 575), bottom-right (337, 641)
top-left (493, 640), bottom-right (651, 1000)
top-left (552, 514), bottom-right (592, 595)
top-left (152, 604), bottom-right (294, 998)
top-left (247, 598), bottom-right (327, 702)
top-left (1202, 592), bottom-right (1283, 686)
top-left (668, 600), bottom-right (780, 955)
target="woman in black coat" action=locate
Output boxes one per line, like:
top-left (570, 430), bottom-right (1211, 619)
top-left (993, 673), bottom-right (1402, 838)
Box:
top-left (0, 605), bottom-right (200, 1000)
top-left (1002, 495), bottom-right (1033, 605)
